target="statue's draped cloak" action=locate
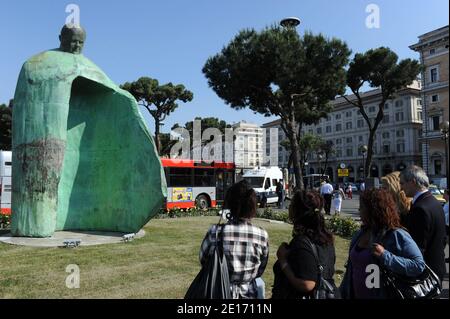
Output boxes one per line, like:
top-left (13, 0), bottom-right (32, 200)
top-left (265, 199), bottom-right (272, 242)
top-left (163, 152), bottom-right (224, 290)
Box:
top-left (11, 50), bottom-right (167, 237)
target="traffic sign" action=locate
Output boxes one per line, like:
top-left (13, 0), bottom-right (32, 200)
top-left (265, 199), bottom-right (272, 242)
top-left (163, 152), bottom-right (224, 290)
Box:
top-left (338, 168), bottom-right (349, 177)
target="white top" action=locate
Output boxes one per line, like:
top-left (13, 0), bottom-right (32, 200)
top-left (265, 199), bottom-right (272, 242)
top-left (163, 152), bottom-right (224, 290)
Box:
top-left (320, 183), bottom-right (333, 195)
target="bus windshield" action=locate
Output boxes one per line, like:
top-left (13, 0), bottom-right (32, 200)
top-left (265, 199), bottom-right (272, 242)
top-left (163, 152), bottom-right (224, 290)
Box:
top-left (243, 177), bottom-right (264, 188)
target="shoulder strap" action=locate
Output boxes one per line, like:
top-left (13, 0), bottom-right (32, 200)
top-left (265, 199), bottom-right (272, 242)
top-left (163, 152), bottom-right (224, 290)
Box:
top-left (303, 236), bottom-right (324, 275)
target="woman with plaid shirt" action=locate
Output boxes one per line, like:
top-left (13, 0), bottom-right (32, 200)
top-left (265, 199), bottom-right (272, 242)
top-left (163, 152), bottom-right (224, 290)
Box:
top-left (199, 180), bottom-right (269, 299)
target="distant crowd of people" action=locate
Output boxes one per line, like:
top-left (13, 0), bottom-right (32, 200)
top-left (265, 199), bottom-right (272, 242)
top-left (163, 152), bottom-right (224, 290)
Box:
top-left (195, 165), bottom-right (448, 299)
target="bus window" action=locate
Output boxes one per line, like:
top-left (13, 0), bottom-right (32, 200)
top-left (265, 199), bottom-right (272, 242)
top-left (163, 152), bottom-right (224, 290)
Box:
top-left (272, 179), bottom-right (278, 186)
top-left (168, 167), bottom-right (192, 187)
top-left (194, 168), bottom-right (215, 187)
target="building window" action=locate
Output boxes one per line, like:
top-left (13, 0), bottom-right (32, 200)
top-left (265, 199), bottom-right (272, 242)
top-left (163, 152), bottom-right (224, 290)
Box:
top-left (395, 112), bottom-right (404, 122)
top-left (432, 116), bottom-right (440, 131)
top-left (336, 149), bottom-right (342, 158)
top-left (358, 136), bottom-right (363, 142)
top-left (336, 124), bottom-right (342, 132)
top-left (418, 111), bottom-right (423, 121)
top-left (346, 111), bottom-right (352, 117)
top-left (346, 148), bottom-right (353, 157)
top-left (383, 144), bottom-right (390, 154)
top-left (346, 122), bottom-right (352, 130)
top-left (430, 67), bottom-right (438, 83)
top-left (369, 106), bottom-right (376, 113)
top-left (434, 159), bottom-right (442, 175)
top-left (396, 130), bottom-right (404, 138)
top-left (317, 127), bottom-right (322, 134)
top-left (308, 129), bottom-right (313, 134)
top-left (335, 114), bottom-right (341, 120)
top-left (395, 100), bottom-right (403, 107)
top-left (382, 132), bottom-right (390, 139)
top-left (357, 119), bottom-right (364, 128)
top-left (382, 115), bottom-right (390, 124)
top-left (327, 115), bottom-right (331, 121)
top-left (326, 126), bottom-right (331, 133)
top-left (429, 48), bottom-right (436, 55)
top-left (384, 103), bottom-right (389, 110)
top-left (431, 94), bottom-right (439, 103)
top-left (336, 138), bottom-right (342, 145)
top-left (417, 99), bottom-right (422, 106)
top-left (346, 137), bottom-right (352, 143)
top-left (396, 142), bottom-right (405, 153)
top-left (357, 110), bottom-right (361, 116)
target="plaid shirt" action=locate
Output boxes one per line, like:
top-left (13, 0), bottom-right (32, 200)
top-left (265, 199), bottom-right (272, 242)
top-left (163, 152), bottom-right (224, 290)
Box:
top-left (199, 220), bottom-right (269, 299)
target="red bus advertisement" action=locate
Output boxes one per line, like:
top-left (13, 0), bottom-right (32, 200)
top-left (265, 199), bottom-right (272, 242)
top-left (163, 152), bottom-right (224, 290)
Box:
top-left (161, 159), bottom-right (235, 209)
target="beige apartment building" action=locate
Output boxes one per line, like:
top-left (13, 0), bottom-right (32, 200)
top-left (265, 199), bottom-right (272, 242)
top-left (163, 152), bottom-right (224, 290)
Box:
top-left (263, 85), bottom-right (423, 183)
top-left (410, 25), bottom-right (449, 186)
top-left (232, 121), bottom-right (264, 171)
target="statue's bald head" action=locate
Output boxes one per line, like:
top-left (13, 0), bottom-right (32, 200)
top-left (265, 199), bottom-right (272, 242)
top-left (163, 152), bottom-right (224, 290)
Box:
top-left (59, 24), bottom-right (86, 54)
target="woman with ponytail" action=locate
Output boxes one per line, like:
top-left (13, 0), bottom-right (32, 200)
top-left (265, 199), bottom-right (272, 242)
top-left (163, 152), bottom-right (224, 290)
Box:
top-left (199, 180), bottom-right (269, 299)
top-left (272, 190), bottom-right (339, 298)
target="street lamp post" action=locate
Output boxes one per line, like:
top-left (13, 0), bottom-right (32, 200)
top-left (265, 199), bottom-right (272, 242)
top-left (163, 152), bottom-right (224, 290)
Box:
top-left (360, 145), bottom-right (368, 180)
top-left (440, 121), bottom-right (449, 188)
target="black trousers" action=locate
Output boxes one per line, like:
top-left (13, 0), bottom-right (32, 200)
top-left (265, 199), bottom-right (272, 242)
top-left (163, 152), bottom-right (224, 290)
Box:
top-left (323, 194), bottom-right (332, 214)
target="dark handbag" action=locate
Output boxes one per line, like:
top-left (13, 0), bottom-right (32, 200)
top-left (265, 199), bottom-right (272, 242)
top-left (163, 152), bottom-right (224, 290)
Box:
top-left (304, 238), bottom-right (338, 299)
top-left (381, 263), bottom-right (441, 299)
top-left (185, 223), bottom-right (232, 299)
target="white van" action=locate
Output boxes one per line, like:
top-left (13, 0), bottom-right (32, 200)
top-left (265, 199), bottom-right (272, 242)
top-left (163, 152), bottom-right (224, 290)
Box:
top-left (243, 167), bottom-right (283, 205)
top-left (0, 150), bottom-right (12, 215)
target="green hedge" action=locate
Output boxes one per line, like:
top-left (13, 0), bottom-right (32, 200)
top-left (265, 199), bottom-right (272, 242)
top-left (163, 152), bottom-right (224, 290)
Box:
top-left (0, 214), bottom-right (10, 229)
top-left (155, 206), bottom-right (360, 240)
top-left (156, 207), bottom-right (221, 219)
top-left (325, 215), bottom-right (360, 239)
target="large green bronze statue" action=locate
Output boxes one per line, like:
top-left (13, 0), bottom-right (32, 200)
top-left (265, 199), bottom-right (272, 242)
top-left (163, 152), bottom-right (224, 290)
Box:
top-left (11, 25), bottom-right (167, 237)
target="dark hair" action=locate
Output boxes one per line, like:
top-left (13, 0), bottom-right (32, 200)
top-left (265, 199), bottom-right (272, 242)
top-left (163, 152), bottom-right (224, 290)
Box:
top-left (224, 180), bottom-right (257, 221)
top-left (289, 190), bottom-right (333, 245)
top-left (360, 189), bottom-right (402, 231)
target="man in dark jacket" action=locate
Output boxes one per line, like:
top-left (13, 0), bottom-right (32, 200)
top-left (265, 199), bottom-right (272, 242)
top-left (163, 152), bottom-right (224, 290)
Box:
top-left (400, 165), bottom-right (446, 281)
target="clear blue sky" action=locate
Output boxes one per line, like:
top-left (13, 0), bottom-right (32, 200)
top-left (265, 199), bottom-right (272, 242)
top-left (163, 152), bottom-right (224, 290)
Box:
top-left (1, 0), bottom-right (448, 133)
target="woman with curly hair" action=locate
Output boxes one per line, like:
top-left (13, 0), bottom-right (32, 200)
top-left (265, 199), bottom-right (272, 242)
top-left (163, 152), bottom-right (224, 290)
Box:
top-left (340, 188), bottom-right (425, 299)
top-left (272, 190), bottom-right (339, 298)
top-left (380, 171), bottom-right (411, 225)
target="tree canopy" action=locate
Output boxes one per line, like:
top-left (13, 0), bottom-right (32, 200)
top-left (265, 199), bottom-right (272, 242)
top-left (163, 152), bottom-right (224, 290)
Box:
top-left (203, 26), bottom-right (350, 188)
top-left (344, 47), bottom-right (421, 177)
top-left (0, 101), bottom-right (12, 151)
top-left (121, 77), bottom-right (193, 153)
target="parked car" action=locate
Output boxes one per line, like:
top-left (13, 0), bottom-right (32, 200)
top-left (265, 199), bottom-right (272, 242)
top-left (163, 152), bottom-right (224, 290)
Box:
top-left (429, 185), bottom-right (445, 205)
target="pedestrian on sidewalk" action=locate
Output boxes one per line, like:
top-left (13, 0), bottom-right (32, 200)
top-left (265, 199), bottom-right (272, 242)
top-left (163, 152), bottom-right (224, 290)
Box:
top-left (332, 184), bottom-right (346, 216)
top-left (400, 165), bottom-right (446, 281)
top-left (381, 171), bottom-right (411, 226)
top-left (272, 189), bottom-right (339, 299)
top-left (443, 189), bottom-right (449, 263)
top-left (340, 188), bottom-right (425, 299)
top-left (320, 179), bottom-right (333, 215)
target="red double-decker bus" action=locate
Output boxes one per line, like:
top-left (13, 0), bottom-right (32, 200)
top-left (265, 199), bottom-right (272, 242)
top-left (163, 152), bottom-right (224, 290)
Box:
top-left (161, 159), bottom-right (235, 209)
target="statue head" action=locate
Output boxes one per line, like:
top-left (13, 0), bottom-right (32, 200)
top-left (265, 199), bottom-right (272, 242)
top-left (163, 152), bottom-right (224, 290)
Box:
top-left (59, 24), bottom-right (86, 54)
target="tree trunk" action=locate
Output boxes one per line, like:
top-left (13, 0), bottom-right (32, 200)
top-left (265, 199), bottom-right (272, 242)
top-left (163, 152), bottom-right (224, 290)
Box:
top-left (155, 118), bottom-right (161, 154)
top-left (365, 128), bottom-right (376, 178)
top-left (285, 118), bottom-right (304, 190)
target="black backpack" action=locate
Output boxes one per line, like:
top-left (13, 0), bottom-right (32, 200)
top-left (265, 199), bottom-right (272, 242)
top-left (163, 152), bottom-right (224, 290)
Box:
top-left (185, 223), bottom-right (232, 299)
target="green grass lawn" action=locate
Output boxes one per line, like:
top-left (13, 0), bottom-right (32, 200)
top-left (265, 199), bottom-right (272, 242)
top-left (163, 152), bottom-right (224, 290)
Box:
top-left (0, 217), bottom-right (350, 299)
